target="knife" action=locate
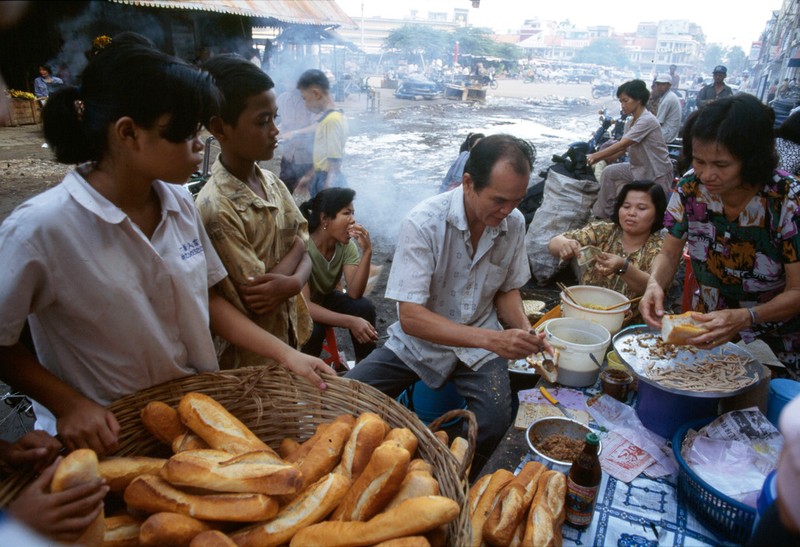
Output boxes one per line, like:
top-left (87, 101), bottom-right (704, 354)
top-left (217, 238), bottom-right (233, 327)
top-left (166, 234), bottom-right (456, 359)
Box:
top-left (539, 385), bottom-right (577, 421)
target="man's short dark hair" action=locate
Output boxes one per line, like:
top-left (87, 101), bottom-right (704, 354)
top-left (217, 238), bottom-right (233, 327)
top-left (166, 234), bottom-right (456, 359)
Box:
top-left (297, 69), bottom-right (330, 93)
top-left (202, 54), bottom-right (274, 127)
top-left (464, 134), bottom-right (535, 191)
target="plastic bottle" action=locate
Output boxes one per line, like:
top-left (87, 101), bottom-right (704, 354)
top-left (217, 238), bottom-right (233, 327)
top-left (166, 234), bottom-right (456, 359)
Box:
top-left (565, 432), bottom-right (602, 528)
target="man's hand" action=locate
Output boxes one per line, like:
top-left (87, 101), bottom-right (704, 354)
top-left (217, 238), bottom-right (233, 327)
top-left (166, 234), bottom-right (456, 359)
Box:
top-left (239, 273), bottom-right (301, 314)
top-left (8, 457), bottom-right (108, 542)
top-left (0, 431), bottom-right (62, 472)
top-left (489, 329), bottom-right (552, 360)
top-left (56, 398), bottom-right (120, 456)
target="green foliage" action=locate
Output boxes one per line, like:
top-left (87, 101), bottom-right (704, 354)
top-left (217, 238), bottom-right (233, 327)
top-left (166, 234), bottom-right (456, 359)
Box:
top-left (382, 24), bottom-right (524, 64)
top-left (572, 37), bottom-right (630, 68)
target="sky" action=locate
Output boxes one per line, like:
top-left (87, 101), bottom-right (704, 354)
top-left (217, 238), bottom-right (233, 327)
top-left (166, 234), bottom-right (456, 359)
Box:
top-left (336, 0), bottom-right (782, 50)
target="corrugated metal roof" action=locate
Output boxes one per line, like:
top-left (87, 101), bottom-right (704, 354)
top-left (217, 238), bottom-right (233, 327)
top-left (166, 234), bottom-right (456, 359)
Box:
top-left (108, 0), bottom-right (357, 28)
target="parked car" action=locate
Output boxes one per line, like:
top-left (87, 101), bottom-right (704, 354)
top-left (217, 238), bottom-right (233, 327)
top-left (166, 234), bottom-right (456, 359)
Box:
top-left (394, 74), bottom-right (442, 100)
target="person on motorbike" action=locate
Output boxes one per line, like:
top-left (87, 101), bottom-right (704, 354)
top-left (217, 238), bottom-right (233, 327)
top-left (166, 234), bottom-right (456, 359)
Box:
top-left (587, 79), bottom-right (674, 220)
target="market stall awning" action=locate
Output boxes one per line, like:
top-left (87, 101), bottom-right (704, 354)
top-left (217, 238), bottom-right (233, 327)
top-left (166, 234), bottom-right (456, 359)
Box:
top-left (108, 0), bottom-right (357, 29)
top-left (275, 25), bottom-right (360, 51)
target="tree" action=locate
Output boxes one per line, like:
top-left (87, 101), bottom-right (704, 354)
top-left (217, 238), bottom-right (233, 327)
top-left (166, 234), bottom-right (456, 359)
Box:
top-left (702, 44), bottom-right (725, 73)
top-left (572, 37), bottom-right (629, 68)
top-left (383, 24), bottom-right (451, 64)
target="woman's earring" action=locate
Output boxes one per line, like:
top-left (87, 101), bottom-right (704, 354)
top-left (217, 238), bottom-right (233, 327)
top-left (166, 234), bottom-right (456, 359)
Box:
top-left (323, 223), bottom-right (327, 230)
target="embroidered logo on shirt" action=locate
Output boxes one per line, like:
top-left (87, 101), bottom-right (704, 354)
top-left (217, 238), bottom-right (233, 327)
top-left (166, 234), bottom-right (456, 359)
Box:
top-left (179, 238), bottom-right (204, 260)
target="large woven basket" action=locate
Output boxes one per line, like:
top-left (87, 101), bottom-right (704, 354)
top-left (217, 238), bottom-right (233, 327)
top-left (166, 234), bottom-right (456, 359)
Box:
top-left (0, 367), bottom-right (472, 544)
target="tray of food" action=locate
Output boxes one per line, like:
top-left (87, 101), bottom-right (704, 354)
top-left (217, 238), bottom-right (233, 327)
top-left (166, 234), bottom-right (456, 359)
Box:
top-left (612, 324), bottom-right (764, 398)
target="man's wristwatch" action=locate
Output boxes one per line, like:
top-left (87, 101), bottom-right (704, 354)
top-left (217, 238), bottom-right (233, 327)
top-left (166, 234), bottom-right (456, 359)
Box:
top-left (617, 258), bottom-right (630, 275)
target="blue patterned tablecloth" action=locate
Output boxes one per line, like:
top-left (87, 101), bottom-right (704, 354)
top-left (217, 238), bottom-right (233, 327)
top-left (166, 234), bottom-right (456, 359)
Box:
top-left (517, 446), bottom-right (741, 546)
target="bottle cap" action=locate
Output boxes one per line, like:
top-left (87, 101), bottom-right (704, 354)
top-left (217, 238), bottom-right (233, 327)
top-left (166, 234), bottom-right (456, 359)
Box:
top-left (586, 432), bottom-right (599, 445)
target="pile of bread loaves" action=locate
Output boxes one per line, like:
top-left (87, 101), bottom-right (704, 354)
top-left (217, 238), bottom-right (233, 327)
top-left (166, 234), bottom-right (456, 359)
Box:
top-left (469, 462), bottom-right (567, 547)
top-left (49, 392), bottom-right (469, 547)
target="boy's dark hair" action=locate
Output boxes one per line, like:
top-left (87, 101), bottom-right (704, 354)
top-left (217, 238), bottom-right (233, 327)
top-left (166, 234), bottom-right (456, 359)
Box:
top-left (297, 69), bottom-right (330, 93)
top-left (464, 134), bottom-right (535, 191)
top-left (42, 32), bottom-right (219, 165)
top-left (682, 94), bottom-right (777, 188)
top-left (617, 79), bottom-right (650, 105)
top-left (203, 54), bottom-right (274, 127)
top-left (300, 187), bottom-right (356, 232)
top-left (611, 180), bottom-right (667, 233)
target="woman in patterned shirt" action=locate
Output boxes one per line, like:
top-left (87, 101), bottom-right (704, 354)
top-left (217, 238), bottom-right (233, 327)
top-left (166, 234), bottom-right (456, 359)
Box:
top-left (641, 94), bottom-right (800, 377)
top-left (548, 180), bottom-right (666, 306)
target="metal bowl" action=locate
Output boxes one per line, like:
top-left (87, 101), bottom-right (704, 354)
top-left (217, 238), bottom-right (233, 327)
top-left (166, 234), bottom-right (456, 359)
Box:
top-left (525, 416), bottom-right (602, 466)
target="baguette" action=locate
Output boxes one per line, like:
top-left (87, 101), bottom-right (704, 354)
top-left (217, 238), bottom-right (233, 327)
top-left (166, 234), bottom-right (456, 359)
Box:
top-left (467, 474), bottom-right (492, 517)
top-left (334, 411), bottom-right (388, 480)
top-left (540, 471), bottom-right (567, 526)
top-left (331, 441), bottom-right (410, 521)
top-left (51, 448), bottom-right (105, 547)
top-left (279, 437), bottom-right (301, 459)
top-left (230, 472), bottom-right (351, 547)
top-left (160, 449), bottom-right (301, 495)
top-left (289, 496), bottom-right (459, 547)
top-left (286, 414), bottom-right (354, 464)
top-left (98, 456), bottom-right (167, 491)
top-left (661, 311), bottom-right (708, 345)
top-left (295, 420), bottom-right (353, 491)
top-left (373, 537), bottom-right (431, 547)
top-left (408, 458), bottom-right (433, 475)
top-left (383, 428), bottom-right (418, 457)
top-left (102, 514), bottom-right (141, 547)
top-left (124, 475), bottom-right (279, 522)
top-left (140, 401), bottom-right (186, 445)
top-left (469, 469), bottom-right (514, 547)
top-left (173, 431), bottom-right (211, 453)
top-left (449, 436), bottom-right (471, 476)
top-left (483, 460), bottom-right (548, 545)
top-left (189, 530), bottom-right (237, 547)
top-left (384, 467), bottom-right (440, 510)
top-left (178, 393), bottom-right (276, 456)
top-left (433, 430), bottom-right (449, 446)
top-left (522, 503), bottom-right (555, 547)
top-left (139, 512), bottom-right (211, 547)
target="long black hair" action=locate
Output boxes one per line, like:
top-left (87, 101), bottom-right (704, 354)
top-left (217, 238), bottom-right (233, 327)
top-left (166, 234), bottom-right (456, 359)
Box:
top-left (610, 180), bottom-right (667, 233)
top-left (42, 32), bottom-right (219, 164)
top-left (299, 187), bottom-right (356, 232)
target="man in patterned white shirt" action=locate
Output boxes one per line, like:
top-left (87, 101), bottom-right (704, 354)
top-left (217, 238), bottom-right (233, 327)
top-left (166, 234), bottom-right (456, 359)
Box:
top-left (346, 134), bottom-right (551, 474)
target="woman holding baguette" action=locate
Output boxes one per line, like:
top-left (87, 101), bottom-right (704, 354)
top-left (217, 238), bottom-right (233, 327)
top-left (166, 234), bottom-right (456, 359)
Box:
top-left (640, 94), bottom-right (800, 378)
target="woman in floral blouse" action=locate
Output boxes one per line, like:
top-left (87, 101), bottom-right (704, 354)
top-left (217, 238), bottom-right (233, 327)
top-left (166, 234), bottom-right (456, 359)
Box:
top-left (548, 180), bottom-right (666, 302)
top-left (641, 94), bottom-right (800, 378)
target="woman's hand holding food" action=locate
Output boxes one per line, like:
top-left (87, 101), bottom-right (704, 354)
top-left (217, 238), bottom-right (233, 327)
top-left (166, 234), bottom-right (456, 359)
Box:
top-left (348, 223), bottom-right (372, 253)
top-left (347, 316), bottom-right (378, 345)
top-left (686, 309), bottom-right (752, 349)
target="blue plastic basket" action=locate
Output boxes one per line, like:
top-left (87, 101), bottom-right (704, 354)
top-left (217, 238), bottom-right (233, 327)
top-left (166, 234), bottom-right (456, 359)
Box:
top-left (671, 417), bottom-right (757, 544)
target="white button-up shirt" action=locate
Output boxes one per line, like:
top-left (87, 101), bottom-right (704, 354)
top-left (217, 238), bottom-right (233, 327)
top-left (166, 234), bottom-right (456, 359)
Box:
top-left (384, 186), bottom-right (531, 387)
top-left (0, 170), bottom-right (226, 430)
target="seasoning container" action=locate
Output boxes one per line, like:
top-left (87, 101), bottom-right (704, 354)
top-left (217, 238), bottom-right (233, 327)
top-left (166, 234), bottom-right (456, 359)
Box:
top-left (600, 367), bottom-right (634, 402)
top-left (565, 432), bottom-right (602, 528)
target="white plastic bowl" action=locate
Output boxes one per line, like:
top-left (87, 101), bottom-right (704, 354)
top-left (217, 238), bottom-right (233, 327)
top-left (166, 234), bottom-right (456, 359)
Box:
top-left (560, 285), bottom-right (630, 335)
top-left (544, 317), bottom-right (610, 387)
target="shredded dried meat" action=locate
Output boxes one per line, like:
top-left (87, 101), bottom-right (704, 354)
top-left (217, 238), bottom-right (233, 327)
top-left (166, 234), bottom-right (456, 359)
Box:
top-left (534, 433), bottom-right (584, 462)
top-left (643, 351), bottom-right (755, 392)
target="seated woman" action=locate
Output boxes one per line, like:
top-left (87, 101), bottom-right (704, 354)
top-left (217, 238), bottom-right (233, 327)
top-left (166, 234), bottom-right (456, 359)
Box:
top-left (299, 188), bottom-right (378, 363)
top-left (548, 180), bottom-right (667, 303)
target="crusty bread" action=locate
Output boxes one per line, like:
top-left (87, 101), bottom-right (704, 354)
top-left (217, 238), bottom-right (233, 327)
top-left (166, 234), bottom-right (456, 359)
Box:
top-left (449, 436), bottom-right (471, 476)
top-left (373, 537), bottom-right (431, 547)
top-left (51, 448), bottom-right (105, 547)
top-left (172, 431), bottom-right (210, 453)
top-left (522, 503), bottom-right (555, 547)
top-left (468, 474), bottom-right (492, 517)
top-left (123, 474), bottom-right (279, 522)
top-left (140, 401), bottom-right (186, 445)
top-left (230, 472), bottom-right (351, 547)
top-left (102, 514), bottom-right (142, 547)
top-left (294, 420), bottom-right (354, 492)
top-left (138, 512), bottom-right (211, 547)
top-left (469, 468), bottom-right (514, 547)
top-left (383, 428), bottom-right (418, 457)
top-left (160, 449), bottom-right (301, 495)
top-left (482, 462), bottom-right (546, 547)
top-left (384, 467), bottom-right (440, 510)
top-left (189, 530), bottom-right (237, 547)
top-left (98, 456), bottom-right (167, 491)
top-left (334, 412), bottom-right (388, 480)
top-left (331, 441), bottom-right (410, 522)
top-left (661, 312), bottom-right (709, 345)
top-left (177, 392), bottom-right (276, 456)
top-left (289, 496), bottom-right (460, 547)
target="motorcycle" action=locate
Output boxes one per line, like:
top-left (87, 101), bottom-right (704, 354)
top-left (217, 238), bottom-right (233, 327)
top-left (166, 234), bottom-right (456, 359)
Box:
top-left (477, 74), bottom-right (499, 89)
top-left (591, 79), bottom-right (615, 99)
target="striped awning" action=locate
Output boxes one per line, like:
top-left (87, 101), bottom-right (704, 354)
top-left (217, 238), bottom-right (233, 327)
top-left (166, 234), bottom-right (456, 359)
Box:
top-left (108, 0), bottom-right (357, 28)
